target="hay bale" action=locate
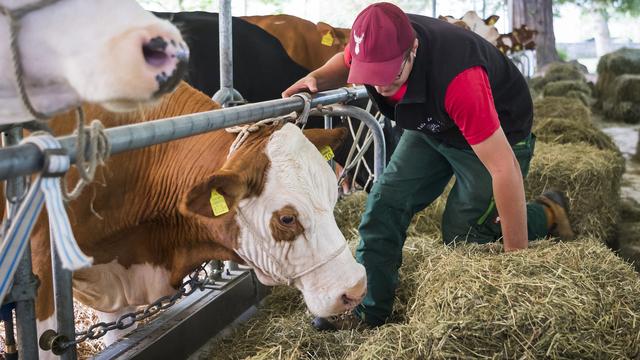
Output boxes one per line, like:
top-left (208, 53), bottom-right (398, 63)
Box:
top-left (533, 117), bottom-right (619, 152)
top-left (530, 62), bottom-right (587, 95)
top-left (533, 96), bottom-right (591, 123)
top-left (525, 142), bottom-right (625, 242)
top-left (201, 238), bottom-right (640, 360)
top-left (543, 80), bottom-right (592, 98)
top-left (542, 80), bottom-right (593, 106)
top-left (544, 62), bottom-right (587, 82)
top-left (595, 47), bottom-right (640, 107)
top-left (404, 239), bottom-right (640, 359)
top-left (602, 74), bottom-right (640, 123)
top-left (565, 89), bottom-right (592, 106)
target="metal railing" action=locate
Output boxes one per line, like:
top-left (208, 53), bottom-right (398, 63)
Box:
top-left (0, 86), bottom-right (385, 359)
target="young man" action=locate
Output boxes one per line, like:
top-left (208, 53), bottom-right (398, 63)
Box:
top-left (282, 2), bottom-right (574, 330)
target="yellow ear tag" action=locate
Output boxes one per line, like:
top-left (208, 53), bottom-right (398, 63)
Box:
top-left (320, 145), bottom-right (334, 161)
top-left (321, 32), bottom-right (334, 47)
top-left (209, 189), bottom-right (229, 216)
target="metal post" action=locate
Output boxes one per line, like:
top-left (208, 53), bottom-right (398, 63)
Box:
top-left (212, 0), bottom-right (244, 106)
top-left (2, 126), bottom-right (39, 360)
top-left (51, 247), bottom-right (77, 360)
top-left (219, 0), bottom-right (232, 91)
top-left (432, 0), bottom-right (436, 18)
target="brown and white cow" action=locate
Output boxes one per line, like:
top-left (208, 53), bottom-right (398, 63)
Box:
top-left (0, 0), bottom-right (188, 125)
top-left (438, 11), bottom-right (500, 45)
top-left (27, 82), bottom-right (366, 351)
top-left (241, 14), bottom-right (350, 72)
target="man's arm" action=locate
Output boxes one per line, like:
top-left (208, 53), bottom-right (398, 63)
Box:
top-left (282, 52), bottom-right (350, 97)
top-left (471, 127), bottom-right (528, 251)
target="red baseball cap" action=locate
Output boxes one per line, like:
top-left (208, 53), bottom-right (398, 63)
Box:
top-left (347, 2), bottom-right (415, 86)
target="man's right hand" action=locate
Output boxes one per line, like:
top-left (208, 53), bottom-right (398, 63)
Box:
top-left (282, 75), bottom-right (318, 98)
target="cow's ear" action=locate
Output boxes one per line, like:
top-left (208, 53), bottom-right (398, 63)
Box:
top-left (302, 128), bottom-right (348, 152)
top-left (485, 15), bottom-right (499, 26)
top-left (179, 171), bottom-right (246, 219)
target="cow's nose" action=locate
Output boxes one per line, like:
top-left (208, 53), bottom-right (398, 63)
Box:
top-left (341, 292), bottom-right (365, 308)
top-left (143, 36), bottom-right (189, 96)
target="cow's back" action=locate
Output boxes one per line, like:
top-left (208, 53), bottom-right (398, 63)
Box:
top-left (154, 11), bottom-right (309, 102)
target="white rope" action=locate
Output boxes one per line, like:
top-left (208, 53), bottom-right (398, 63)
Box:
top-left (225, 113), bottom-right (298, 159)
top-left (61, 108), bottom-right (110, 201)
top-left (0, 134), bottom-right (92, 304)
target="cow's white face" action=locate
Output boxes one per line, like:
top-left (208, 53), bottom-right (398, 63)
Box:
top-left (0, 0), bottom-right (188, 124)
top-left (234, 124), bottom-right (366, 316)
top-left (181, 123), bottom-right (367, 318)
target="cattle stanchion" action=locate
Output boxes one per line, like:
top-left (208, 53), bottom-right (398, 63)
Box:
top-left (1, 126), bottom-right (40, 360)
top-left (0, 86), bottom-right (387, 360)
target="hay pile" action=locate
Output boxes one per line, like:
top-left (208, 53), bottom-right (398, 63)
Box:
top-left (602, 74), bottom-right (640, 123)
top-left (542, 80), bottom-right (592, 106)
top-left (532, 117), bottom-right (618, 152)
top-left (533, 96), bottom-right (591, 123)
top-left (524, 141), bottom-right (624, 242)
top-left (529, 62), bottom-right (590, 101)
top-left (198, 234), bottom-right (640, 360)
top-left (595, 47), bottom-right (640, 101)
top-left (596, 47), bottom-right (640, 122)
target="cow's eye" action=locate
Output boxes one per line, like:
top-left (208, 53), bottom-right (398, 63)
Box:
top-left (280, 215), bottom-right (296, 225)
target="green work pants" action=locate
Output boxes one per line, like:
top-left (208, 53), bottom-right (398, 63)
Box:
top-left (353, 130), bottom-right (548, 326)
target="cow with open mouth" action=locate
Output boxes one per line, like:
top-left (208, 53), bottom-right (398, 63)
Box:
top-left (0, 0), bottom-right (189, 125)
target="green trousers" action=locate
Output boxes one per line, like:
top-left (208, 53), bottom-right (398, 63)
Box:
top-left (354, 130), bottom-right (548, 326)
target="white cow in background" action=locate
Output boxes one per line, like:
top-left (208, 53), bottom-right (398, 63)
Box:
top-left (0, 0), bottom-right (189, 125)
top-left (439, 10), bottom-right (500, 46)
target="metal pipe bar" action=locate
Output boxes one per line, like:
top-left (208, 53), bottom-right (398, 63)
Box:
top-left (51, 249), bottom-right (77, 360)
top-left (313, 104), bottom-right (386, 180)
top-left (0, 87), bottom-right (367, 181)
top-left (212, 0), bottom-right (243, 107)
top-left (2, 127), bottom-right (39, 360)
top-left (219, 0), bottom-right (233, 91)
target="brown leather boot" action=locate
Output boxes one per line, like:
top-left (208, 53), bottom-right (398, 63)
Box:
top-left (535, 190), bottom-right (575, 241)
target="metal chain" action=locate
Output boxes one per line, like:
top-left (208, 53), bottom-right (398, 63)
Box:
top-left (65, 263), bottom-right (212, 347)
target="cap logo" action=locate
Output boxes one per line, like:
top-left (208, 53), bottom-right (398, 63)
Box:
top-left (354, 32), bottom-right (364, 55)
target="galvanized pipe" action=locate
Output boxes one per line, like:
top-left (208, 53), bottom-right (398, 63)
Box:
top-left (2, 127), bottom-right (39, 360)
top-left (211, 0), bottom-right (243, 107)
top-left (52, 249), bottom-right (77, 360)
top-left (312, 104), bottom-right (386, 180)
top-left (0, 87), bottom-right (367, 181)
top-left (219, 0), bottom-right (232, 90)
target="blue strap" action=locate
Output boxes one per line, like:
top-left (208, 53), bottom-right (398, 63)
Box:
top-left (0, 135), bottom-right (92, 305)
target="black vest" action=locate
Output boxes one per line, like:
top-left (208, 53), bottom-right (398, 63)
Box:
top-left (366, 15), bottom-right (533, 149)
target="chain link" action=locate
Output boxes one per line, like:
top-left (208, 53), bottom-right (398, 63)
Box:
top-left (66, 262), bottom-right (214, 347)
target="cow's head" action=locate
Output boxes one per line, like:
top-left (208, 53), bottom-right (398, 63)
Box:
top-left (0, 0), bottom-right (188, 124)
top-left (461, 10), bottom-right (500, 45)
top-left (180, 123), bottom-right (367, 317)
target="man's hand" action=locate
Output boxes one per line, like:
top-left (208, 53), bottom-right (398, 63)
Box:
top-left (282, 75), bottom-right (319, 98)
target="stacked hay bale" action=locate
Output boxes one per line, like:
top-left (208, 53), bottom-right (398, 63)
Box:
top-left (595, 47), bottom-right (640, 123)
top-left (529, 62), bottom-right (592, 105)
